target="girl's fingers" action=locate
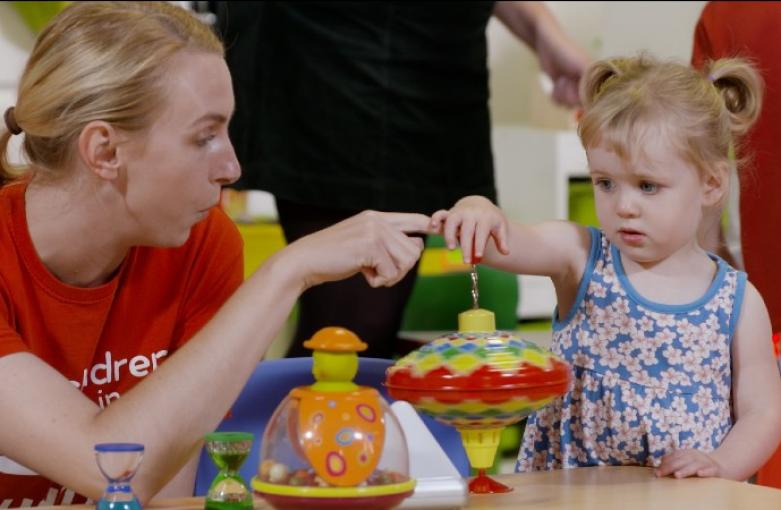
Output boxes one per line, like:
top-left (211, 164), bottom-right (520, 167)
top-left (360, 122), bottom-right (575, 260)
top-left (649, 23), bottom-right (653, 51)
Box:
top-left (458, 220), bottom-right (476, 264)
top-left (696, 465), bottom-right (718, 478)
top-left (442, 214), bottom-right (461, 250)
top-left (656, 453), bottom-right (684, 477)
top-left (673, 464), bottom-right (698, 479)
top-left (474, 220), bottom-right (492, 262)
top-left (657, 451), bottom-right (711, 480)
top-left (384, 206), bottom-right (509, 267)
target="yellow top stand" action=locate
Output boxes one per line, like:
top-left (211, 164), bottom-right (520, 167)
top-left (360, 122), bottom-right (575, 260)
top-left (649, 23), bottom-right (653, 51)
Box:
top-left (457, 309), bottom-right (501, 469)
top-left (458, 308), bottom-right (496, 333)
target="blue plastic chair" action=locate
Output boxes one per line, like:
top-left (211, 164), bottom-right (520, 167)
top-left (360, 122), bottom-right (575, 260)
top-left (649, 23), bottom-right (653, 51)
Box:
top-left (193, 357), bottom-right (469, 495)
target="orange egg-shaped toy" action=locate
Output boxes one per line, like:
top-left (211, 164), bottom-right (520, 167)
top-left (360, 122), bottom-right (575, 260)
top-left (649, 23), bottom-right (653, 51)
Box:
top-left (292, 385), bottom-right (385, 486)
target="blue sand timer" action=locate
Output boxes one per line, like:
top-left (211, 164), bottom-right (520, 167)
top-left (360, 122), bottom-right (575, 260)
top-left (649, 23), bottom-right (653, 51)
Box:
top-left (95, 443), bottom-right (144, 510)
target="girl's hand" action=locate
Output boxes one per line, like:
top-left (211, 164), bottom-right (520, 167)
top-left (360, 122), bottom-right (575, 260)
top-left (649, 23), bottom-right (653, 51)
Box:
top-left (655, 449), bottom-right (722, 479)
top-left (285, 210), bottom-right (430, 290)
top-left (430, 196), bottom-right (510, 264)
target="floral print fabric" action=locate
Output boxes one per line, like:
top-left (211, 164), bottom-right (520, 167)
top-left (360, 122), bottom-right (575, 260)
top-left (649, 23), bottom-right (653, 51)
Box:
top-left (517, 228), bottom-right (745, 471)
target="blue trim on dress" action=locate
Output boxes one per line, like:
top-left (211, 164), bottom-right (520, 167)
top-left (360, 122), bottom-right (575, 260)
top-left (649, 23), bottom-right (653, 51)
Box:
top-left (610, 242), bottom-right (727, 314)
top-left (728, 270), bottom-right (748, 343)
top-left (553, 226), bottom-right (601, 331)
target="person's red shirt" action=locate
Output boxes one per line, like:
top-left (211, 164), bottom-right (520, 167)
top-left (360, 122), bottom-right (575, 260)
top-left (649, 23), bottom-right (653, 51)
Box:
top-left (0, 181), bottom-right (244, 505)
top-left (692, 2), bottom-right (781, 333)
top-left (692, 1), bottom-right (781, 489)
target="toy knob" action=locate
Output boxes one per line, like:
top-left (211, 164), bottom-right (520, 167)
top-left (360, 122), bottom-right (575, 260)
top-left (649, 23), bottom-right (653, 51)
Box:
top-left (458, 308), bottom-right (496, 333)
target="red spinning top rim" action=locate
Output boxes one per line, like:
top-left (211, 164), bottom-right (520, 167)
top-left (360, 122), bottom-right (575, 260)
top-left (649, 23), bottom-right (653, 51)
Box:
top-left (385, 360), bottom-right (572, 392)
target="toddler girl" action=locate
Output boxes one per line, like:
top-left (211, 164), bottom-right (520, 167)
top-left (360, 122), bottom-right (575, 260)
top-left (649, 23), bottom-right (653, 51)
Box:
top-left (432, 55), bottom-right (781, 481)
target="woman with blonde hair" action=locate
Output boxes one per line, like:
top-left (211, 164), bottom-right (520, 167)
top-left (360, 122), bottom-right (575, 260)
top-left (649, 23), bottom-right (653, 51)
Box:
top-left (0, 2), bottom-right (428, 504)
top-left (431, 54), bottom-right (781, 480)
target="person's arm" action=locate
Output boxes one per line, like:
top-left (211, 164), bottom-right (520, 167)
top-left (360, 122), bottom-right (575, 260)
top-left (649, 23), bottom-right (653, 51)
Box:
top-left (698, 206), bottom-right (740, 268)
top-left (492, 1), bottom-right (590, 107)
top-left (691, 6), bottom-right (740, 268)
top-left (656, 282), bottom-right (781, 480)
top-left (431, 195), bottom-right (592, 315)
top-left (0, 210), bottom-right (429, 503)
top-left (152, 455), bottom-right (199, 499)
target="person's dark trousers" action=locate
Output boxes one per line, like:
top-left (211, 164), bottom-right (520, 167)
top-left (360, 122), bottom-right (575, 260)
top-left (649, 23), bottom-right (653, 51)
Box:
top-left (275, 198), bottom-right (423, 359)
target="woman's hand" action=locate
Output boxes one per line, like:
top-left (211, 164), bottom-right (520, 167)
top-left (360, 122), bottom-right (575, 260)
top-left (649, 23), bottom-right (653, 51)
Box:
top-left (285, 210), bottom-right (431, 291)
top-left (656, 449), bottom-right (722, 479)
top-left (492, 1), bottom-right (589, 108)
top-left (430, 196), bottom-right (510, 264)
top-left (533, 14), bottom-right (590, 108)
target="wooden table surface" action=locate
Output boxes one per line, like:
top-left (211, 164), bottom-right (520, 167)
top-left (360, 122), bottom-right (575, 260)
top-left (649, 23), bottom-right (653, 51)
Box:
top-left (35, 466), bottom-right (781, 510)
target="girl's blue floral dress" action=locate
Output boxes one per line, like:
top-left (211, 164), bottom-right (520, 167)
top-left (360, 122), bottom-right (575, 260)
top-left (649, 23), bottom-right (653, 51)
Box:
top-left (517, 227), bottom-right (745, 471)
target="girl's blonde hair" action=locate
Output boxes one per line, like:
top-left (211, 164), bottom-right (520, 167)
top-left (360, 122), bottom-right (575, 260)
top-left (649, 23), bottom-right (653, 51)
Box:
top-left (0, 1), bottom-right (223, 185)
top-left (578, 54), bottom-right (762, 181)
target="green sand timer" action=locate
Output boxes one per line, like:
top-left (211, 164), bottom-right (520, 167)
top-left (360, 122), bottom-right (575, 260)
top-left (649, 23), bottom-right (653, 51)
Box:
top-left (204, 432), bottom-right (254, 510)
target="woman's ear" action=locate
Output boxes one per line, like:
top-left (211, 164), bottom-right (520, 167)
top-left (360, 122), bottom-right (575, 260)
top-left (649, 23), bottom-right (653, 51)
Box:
top-left (702, 162), bottom-right (730, 207)
top-left (78, 121), bottom-right (122, 180)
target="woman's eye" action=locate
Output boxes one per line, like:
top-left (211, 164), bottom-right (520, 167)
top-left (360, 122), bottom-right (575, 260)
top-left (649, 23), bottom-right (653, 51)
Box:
top-left (196, 134), bottom-right (216, 147)
top-left (639, 181), bottom-right (658, 193)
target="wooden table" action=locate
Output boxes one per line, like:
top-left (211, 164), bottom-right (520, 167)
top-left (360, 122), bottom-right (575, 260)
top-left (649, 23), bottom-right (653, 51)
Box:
top-left (461, 466), bottom-right (781, 509)
top-left (36, 466), bottom-right (781, 510)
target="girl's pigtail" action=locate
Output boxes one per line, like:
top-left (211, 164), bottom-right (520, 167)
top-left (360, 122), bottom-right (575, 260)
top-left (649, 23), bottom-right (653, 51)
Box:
top-left (707, 58), bottom-right (763, 139)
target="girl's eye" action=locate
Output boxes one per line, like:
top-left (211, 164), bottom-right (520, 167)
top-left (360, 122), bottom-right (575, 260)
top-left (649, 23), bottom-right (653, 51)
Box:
top-left (594, 178), bottom-right (614, 191)
top-left (639, 181), bottom-right (658, 193)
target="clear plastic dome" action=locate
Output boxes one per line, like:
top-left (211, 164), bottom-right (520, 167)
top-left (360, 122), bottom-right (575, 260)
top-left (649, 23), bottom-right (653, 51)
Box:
top-left (250, 328), bottom-right (415, 510)
top-left (253, 387), bottom-right (415, 510)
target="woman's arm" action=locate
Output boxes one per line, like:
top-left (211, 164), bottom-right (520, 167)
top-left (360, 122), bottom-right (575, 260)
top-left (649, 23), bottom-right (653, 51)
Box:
top-left (492, 1), bottom-right (590, 107)
top-left (0, 210), bottom-right (429, 502)
top-left (152, 456), bottom-right (199, 499)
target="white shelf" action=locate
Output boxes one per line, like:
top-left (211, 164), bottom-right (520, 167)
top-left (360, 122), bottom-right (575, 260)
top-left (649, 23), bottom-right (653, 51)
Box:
top-left (492, 126), bottom-right (588, 320)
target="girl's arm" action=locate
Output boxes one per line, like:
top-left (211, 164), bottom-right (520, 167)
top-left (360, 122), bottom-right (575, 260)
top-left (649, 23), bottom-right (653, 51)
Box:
top-left (657, 282), bottom-right (781, 480)
top-left (0, 211), bottom-right (429, 503)
top-left (712, 282), bottom-right (781, 479)
top-left (432, 195), bottom-right (593, 315)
